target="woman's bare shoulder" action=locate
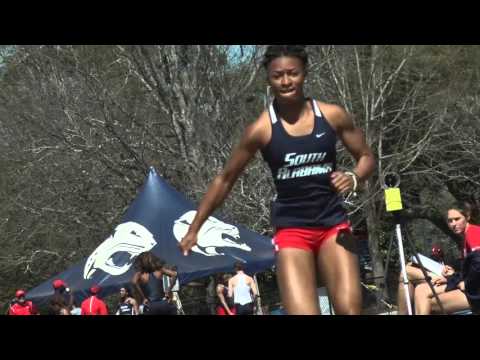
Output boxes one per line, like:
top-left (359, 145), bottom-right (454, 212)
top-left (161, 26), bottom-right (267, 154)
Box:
top-left (315, 100), bottom-right (353, 131)
top-left (244, 110), bottom-right (271, 148)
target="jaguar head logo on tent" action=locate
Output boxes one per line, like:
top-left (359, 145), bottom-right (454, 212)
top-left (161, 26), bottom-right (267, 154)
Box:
top-left (83, 222), bottom-right (157, 280)
top-left (173, 211), bottom-right (251, 256)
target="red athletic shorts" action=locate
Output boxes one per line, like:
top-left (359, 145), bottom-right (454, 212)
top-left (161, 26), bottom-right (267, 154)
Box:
top-left (216, 306), bottom-right (236, 315)
top-left (272, 222), bottom-right (352, 254)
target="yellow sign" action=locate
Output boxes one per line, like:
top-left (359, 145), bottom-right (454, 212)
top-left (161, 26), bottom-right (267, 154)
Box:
top-left (385, 188), bottom-right (403, 212)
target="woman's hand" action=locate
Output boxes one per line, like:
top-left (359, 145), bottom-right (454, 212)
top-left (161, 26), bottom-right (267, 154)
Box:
top-left (330, 172), bottom-right (355, 194)
top-left (442, 265), bottom-right (455, 277)
top-left (431, 276), bottom-right (447, 286)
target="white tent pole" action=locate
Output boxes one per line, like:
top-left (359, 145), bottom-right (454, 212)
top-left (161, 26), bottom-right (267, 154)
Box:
top-left (253, 274), bottom-right (263, 315)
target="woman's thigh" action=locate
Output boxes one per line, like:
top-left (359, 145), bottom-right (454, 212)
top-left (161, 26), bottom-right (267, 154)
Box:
top-left (431, 290), bottom-right (470, 314)
top-left (316, 231), bottom-right (362, 315)
top-left (276, 248), bottom-right (320, 315)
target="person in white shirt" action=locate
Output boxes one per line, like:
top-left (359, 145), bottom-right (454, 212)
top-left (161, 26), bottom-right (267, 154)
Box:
top-left (228, 262), bottom-right (258, 315)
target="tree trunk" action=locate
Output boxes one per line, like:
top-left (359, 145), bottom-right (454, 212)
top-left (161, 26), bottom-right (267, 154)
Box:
top-left (364, 180), bottom-right (387, 311)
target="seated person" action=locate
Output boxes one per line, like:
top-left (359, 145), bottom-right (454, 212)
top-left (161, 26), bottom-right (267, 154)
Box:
top-left (412, 264), bottom-right (468, 315)
top-left (407, 202), bottom-right (480, 315)
top-left (463, 250), bottom-right (480, 314)
top-left (397, 244), bottom-right (450, 315)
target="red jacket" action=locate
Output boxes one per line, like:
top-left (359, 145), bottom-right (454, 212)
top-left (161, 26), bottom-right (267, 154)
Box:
top-left (465, 224), bottom-right (480, 257)
top-left (81, 296), bottom-right (109, 315)
top-left (8, 301), bottom-right (38, 315)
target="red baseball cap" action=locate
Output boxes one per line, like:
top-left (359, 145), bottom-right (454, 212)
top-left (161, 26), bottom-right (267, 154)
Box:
top-left (15, 289), bottom-right (26, 298)
top-left (52, 279), bottom-right (66, 289)
top-left (90, 285), bottom-right (101, 294)
top-left (431, 245), bottom-right (444, 259)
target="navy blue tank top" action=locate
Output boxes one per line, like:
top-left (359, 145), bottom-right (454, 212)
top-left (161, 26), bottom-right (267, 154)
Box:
top-left (260, 99), bottom-right (347, 228)
top-left (216, 286), bottom-right (234, 308)
top-left (117, 301), bottom-right (134, 315)
top-left (141, 272), bottom-right (165, 302)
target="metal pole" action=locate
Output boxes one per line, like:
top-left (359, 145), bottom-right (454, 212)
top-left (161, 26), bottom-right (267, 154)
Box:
top-left (396, 224), bottom-right (413, 315)
top-left (383, 232), bottom-right (395, 285)
top-left (253, 274), bottom-right (263, 315)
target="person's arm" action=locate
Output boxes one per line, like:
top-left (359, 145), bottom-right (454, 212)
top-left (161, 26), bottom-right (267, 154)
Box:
top-left (442, 265), bottom-right (455, 277)
top-left (249, 276), bottom-right (259, 298)
top-left (67, 289), bottom-right (74, 308)
top-left (60, 307), bottom-right (71, 315)
top-left (31, 303), bottom-right (40, 315)
top-left (431, 276), bottom-right (447, 286)
top-left (323, 103), bottom-right (376, 194)
top-left (132, 271), bottom-right (147, 304)
top-left (179, 115), bottom-right (269, 256)
top-left (131, 298), bottom-right (139, 315)
top-left (162, 268), bottom-right (178, 297)
top-left (228, 278), bottom-right (234, 299)
top-left (217, 285), bottom-right (233, 315)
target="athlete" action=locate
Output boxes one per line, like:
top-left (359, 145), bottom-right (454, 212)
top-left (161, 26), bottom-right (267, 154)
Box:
top-left (180, 45), bottom-right (376, 315)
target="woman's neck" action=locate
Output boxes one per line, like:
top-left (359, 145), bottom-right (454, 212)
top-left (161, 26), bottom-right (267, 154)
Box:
top-left (275, 97), bottom-right (309, 124)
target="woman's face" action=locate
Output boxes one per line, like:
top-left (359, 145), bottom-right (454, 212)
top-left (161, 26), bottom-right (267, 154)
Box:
top-left (267, 56), bottom-right (306, 103)
top-left (447, 209), bottom-right (469, 235)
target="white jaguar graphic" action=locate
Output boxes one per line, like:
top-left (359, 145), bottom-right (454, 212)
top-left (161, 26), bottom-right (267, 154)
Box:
top-left (173, 211), bottom-right (251, 256)
top-left (83, 222), bottom-right (157, 279)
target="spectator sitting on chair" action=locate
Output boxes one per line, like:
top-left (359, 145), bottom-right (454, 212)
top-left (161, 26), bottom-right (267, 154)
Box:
top-left (407, 202), bottom-right (479, 315)
top-left (396, 244), bottom-right (450, 314)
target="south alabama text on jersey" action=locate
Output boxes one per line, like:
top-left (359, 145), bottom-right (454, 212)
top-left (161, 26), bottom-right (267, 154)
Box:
top-left (276, 152), bottom-right (333, 181)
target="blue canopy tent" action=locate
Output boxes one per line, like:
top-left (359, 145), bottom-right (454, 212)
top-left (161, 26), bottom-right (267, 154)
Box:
top-left (26, 167), bottom-right (275, 307)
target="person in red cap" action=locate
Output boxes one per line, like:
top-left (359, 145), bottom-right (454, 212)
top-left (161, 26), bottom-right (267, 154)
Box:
top-left (430, 244), bottom-right (445, 263)
top-left (8, 290), bottom-right (39, 315)
top-left (81, 285), bottom-right (109, 315)
top-left (49, 279), bottom-right (74, 315)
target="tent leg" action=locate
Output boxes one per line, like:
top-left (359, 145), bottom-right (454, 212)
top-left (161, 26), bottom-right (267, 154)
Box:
top-left (173, 292), bottom-right (185, 315)
top-left (253, 274), bottom-right (263, 315)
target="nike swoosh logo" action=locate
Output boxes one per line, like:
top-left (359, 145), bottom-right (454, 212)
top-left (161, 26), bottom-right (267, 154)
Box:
top-left (316, 132), bottom-right (326, 139)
